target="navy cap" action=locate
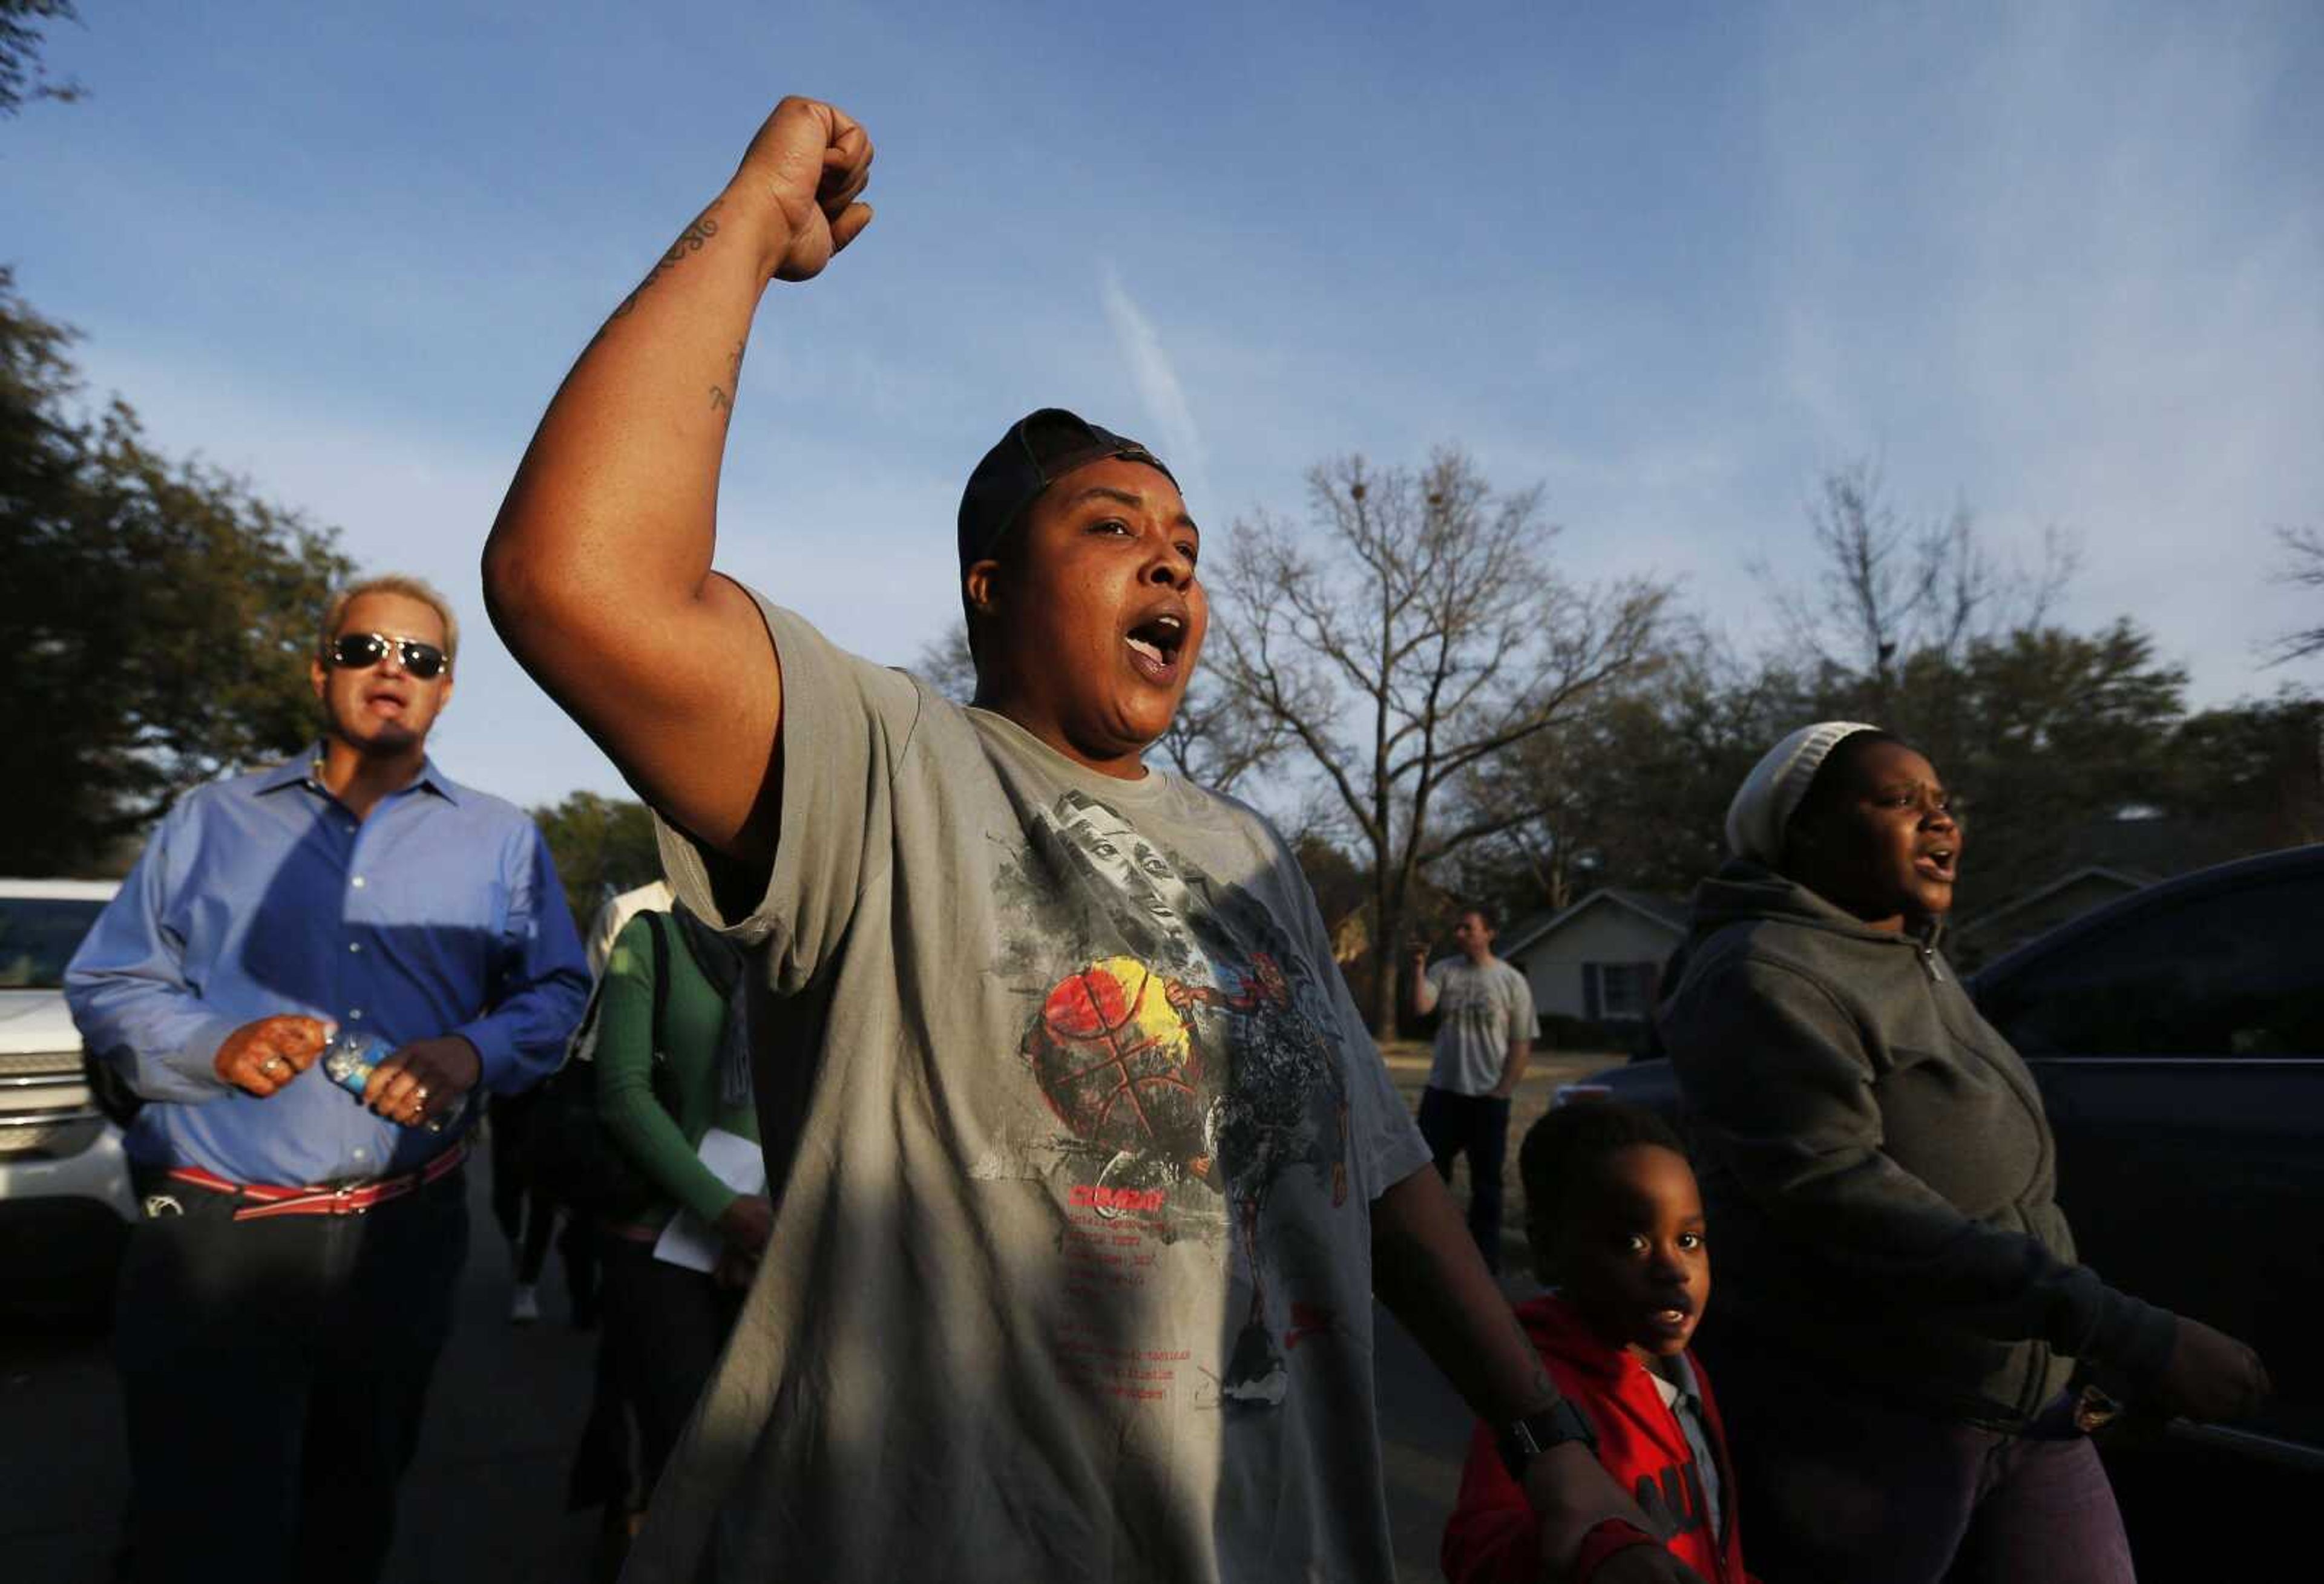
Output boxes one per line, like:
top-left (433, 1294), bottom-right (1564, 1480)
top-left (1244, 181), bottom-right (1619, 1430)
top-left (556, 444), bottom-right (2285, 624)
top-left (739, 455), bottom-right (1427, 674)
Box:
top-left (957, 409), bottom-right (1177, 572)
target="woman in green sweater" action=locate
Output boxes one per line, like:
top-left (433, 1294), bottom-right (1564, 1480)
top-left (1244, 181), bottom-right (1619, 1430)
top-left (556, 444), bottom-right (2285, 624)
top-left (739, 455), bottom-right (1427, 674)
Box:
top-left (594, 905), bottom-right (767, 1497)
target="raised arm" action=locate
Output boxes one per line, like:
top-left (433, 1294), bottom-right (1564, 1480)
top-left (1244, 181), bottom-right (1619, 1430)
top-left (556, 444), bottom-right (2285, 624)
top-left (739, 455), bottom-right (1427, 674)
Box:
top-left (481, 96), bottom-right (875, 866)
top-left (1410, 948), bottom-right (1440, 1016)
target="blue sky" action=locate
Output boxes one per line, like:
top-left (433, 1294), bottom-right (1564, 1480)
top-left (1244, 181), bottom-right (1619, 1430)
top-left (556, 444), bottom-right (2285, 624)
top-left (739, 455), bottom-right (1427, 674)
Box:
top-left (7, 2), bottom-right (2319, 810)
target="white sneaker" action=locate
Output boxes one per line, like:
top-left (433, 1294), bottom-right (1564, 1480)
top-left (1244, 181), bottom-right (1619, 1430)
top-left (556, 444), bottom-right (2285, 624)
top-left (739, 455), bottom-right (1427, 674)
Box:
top-left (510, 1283), bottom-right (541, 1324)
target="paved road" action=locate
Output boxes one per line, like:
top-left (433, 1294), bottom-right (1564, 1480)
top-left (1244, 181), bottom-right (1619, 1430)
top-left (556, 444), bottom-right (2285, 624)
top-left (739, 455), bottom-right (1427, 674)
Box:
top-left (1, 1156), bottom-right (606, 1583)
top-left (2, 1053), bottom-right (1618, 1584)
top-left (15, 1048), bottom-right (2288, 1580)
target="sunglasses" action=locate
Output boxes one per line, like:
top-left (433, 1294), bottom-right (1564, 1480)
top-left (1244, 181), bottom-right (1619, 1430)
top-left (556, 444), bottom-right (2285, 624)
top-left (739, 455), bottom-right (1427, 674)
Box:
top-left (329, 632), bottom-right (449, 681)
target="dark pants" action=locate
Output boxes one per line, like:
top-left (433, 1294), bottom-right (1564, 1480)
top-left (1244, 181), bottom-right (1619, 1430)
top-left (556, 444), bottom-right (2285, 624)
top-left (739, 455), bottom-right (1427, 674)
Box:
top-left (489, 1093), bottom-right (598, 1318)
top-left (1416, 1086), bottom-right (1511, 1273)
top-left (113, 1163), bottom-right (469, 1584)
top-left (1696, 1330), bottom-right (2135, 1584)
top-left (597, 1235), bottom-right (743, 1497)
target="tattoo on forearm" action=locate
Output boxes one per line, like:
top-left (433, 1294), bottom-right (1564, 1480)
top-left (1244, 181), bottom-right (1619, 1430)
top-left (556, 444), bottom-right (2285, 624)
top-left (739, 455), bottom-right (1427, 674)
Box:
top-left (611, 201), bottom-right (726, 319)
top-left (709, 341), bottom-right (745, 415)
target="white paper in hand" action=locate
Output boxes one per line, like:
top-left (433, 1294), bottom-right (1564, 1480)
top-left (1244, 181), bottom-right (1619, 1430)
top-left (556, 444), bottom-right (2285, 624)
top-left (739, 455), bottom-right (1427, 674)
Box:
top-left (652, 1127), bottom-right (770, 1272)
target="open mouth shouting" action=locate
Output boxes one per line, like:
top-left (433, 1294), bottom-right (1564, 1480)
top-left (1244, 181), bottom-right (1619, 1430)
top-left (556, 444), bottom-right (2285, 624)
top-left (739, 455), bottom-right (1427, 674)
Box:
top-left (1124, 604), bottom-right (1190, 687)
top-left (1914, 844), bottom-right (1958, 883)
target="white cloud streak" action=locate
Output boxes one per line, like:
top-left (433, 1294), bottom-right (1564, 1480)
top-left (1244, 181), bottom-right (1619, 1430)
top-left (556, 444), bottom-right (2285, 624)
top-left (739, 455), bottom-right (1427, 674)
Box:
top-left (1100, 266), bottom-right (1210, 508)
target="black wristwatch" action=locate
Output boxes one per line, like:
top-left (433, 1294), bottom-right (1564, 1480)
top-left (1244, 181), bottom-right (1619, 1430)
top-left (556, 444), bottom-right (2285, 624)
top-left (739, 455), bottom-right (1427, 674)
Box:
top-left (1497, 1399), bottom-right (1598, 1481)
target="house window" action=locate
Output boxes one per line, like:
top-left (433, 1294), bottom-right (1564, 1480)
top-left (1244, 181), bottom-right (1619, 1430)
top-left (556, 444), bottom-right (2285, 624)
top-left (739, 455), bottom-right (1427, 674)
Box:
top-left (1583, 961), bottom-right (1659, 1023)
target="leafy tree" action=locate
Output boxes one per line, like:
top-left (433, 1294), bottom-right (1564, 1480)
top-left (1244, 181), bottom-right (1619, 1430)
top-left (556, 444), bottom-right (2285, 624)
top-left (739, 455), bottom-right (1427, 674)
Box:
top-left (1, 273), bottom-right (353, 874)
top-left (1449, 638), bottom-right (1810, 921)
top-left (1207, 448), bottom-right (1669, 1035)
top-left (1920, 621), bottom-right (2187, 915)
top-left (2162, 690), bottom-right (2323, 861)
top-left (1, 1), bottom-right (81, 118)
top-left (530, 791), bottom-right (661, 934)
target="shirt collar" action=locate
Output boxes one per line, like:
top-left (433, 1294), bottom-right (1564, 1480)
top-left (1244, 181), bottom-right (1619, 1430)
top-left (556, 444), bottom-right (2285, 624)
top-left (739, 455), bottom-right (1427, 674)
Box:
top-left (255, 744), bottom-right (462, 805)
top-left (1647, 1352), bottom-right (1703, 1412)
top-left (410, 757), bottom-right (462, 803)
top-left (255, 756), bottom-right (315, 796)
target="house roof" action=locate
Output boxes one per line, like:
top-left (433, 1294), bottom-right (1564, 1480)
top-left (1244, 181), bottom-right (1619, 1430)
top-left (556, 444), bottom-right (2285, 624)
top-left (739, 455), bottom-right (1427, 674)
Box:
top-left (1500, 888), bottom-right (1689, 960)
top-left (1955, 865), bottom-right (2153, 939)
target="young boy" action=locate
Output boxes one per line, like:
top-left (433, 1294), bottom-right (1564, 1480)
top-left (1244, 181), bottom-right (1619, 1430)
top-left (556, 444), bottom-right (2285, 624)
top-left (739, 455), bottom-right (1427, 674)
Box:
top-left (1442, 1101), bottom-right (1756, 1584)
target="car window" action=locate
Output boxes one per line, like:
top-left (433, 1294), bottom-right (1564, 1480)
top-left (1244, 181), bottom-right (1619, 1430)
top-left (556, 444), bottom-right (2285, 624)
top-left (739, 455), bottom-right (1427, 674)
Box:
top-left (0, 898), bottom-right (109, 989)
top-left (1981, 873), bottom-right (2324, 1058)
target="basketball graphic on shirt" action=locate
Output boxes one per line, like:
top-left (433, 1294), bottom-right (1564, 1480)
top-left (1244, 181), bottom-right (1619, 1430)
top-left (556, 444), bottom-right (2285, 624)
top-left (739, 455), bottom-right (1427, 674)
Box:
top-left (1025, 955), bottom-right (1206, 1162)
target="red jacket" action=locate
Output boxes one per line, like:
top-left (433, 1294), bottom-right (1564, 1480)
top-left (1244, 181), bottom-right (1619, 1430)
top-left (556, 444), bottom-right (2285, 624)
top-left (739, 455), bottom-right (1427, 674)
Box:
top-left (1441, 1295), bottom-right (1754, 1584)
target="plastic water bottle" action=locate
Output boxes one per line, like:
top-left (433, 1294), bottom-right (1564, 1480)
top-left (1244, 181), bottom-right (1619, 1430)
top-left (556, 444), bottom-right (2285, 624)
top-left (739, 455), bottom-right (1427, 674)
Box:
top-left (320, 1029), bottom-right (465, 1133)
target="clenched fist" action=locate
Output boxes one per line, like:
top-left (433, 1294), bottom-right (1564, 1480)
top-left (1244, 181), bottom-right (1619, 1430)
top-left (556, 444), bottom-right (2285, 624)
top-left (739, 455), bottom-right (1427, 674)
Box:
top-left (730, 96), bottom-right (875, 284)
top-left (215, 1015), bottom-right (330, 1098)
top-left (2150, 1315), bottom-right (2271, 1424)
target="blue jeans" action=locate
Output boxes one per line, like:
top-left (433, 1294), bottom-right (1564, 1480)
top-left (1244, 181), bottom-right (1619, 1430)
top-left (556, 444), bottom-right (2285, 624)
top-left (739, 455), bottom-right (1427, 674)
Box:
top-left (1416, 1087), bottom-right (1511, 1274)
top-left (1696, 1330), bottom-right (2135, 1583)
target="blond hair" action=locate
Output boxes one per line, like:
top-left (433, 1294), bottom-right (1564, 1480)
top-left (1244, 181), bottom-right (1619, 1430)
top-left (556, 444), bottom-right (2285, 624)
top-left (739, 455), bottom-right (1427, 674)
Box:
top-left (319, 574), bottom-right (462, 664)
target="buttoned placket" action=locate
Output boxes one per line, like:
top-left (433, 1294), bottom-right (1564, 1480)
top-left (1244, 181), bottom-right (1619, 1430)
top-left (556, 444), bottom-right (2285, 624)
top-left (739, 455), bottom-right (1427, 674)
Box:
top-left (326, 782), bottom-right (418, 1176)
top-left (313, 777), bottom-right (364, 1026)
top-left (313, 774), bottom-right (416, 1044)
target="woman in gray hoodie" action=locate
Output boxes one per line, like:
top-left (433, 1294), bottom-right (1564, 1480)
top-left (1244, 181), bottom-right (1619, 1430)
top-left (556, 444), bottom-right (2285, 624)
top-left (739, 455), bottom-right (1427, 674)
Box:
top-left (1657, 722), bottom-right (2266, 1583)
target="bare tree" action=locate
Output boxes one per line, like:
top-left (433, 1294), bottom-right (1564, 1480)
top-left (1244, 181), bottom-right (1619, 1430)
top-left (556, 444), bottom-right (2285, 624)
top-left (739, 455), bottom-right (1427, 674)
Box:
top-left (2267, 525), bottom-right (2324, 665)
top-left (1761, 462), bottom-right (2078, 716)
top-left (1207, 449), bottom-right (1669, 1035)
top-left (911, 624), bottom-right (1282, 794)
top-left (910, 626), bottom-right (979, 704)
top-left (1448, 630), bottom-right (1808, 920)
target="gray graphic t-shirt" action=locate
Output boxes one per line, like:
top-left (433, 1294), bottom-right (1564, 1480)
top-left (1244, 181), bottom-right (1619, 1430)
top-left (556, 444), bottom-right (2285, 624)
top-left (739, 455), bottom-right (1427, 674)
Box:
top-left (629, 600), bottom-right (1430, 1584)
top-left (1424, 958), bottom-right (1536, 1095)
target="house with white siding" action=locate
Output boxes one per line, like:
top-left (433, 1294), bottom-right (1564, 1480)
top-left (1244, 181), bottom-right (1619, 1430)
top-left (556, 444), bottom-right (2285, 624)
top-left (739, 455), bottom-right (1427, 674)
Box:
top-left (1498, 889), bottom-right (1690, 1031)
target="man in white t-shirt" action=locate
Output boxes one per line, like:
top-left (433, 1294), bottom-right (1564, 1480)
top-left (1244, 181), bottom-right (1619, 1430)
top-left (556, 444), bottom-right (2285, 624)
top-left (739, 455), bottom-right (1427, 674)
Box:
top-left (482, 93), bottom-right (1703, 1584)
top-left (1410, 907), bottom-right (1536, 1271)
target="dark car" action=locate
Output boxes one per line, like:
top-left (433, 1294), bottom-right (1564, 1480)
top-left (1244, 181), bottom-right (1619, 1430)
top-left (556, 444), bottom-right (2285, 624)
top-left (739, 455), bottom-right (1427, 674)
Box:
top-left (1582, 845), bottom-right (2324, 1563)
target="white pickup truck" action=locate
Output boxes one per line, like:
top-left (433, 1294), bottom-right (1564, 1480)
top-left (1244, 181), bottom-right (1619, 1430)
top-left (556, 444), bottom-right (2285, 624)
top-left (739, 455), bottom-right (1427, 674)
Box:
top-left (0, 878), bottom-right (137, 1321)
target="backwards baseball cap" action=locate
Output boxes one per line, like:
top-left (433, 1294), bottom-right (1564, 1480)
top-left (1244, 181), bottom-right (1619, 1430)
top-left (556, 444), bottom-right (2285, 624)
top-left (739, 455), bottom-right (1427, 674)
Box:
top-left (957, 408), bottom-right (1177, 572)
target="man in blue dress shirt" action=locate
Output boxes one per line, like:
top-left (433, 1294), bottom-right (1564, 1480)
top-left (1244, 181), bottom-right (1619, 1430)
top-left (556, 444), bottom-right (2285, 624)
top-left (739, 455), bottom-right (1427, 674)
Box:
top-left (67, 573), bottom-right (591, 1584)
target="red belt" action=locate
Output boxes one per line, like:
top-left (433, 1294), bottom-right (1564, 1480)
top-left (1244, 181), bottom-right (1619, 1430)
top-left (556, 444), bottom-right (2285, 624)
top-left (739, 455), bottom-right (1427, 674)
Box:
top-left (167, 1136), bottom-right (471, 1222)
